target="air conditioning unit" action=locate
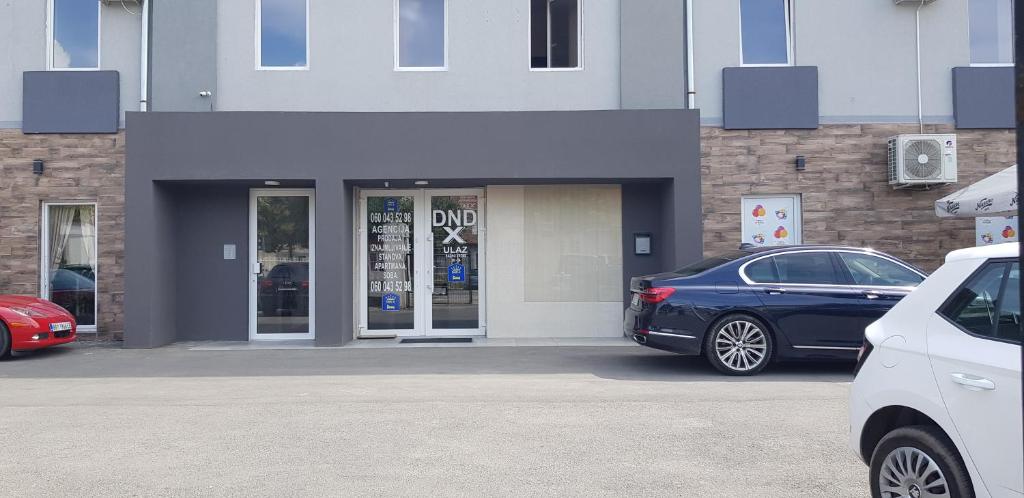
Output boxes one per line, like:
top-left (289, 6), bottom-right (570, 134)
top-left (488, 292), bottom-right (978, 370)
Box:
top-left (887, 134), bottom-right (957, 187)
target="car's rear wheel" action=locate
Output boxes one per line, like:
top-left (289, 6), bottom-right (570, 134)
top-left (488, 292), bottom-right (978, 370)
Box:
top-left (869, 426), bottom-right (974, 498)
top-left (704, 314), bottom-right (773, 375)
top-left (0, 321), bottom-right (11, 359)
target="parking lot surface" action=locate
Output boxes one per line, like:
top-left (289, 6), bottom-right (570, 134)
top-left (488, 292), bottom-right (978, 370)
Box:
top-left (0, 344), bottom-right (865, 497)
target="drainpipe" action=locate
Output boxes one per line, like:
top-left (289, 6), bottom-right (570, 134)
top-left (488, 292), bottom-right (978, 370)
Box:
top-left (140, 0), bottom-right (150, 111)
top-left (685, 0), bottom-right (696, 109)
top-left (914, 0), bottom-right (924, 133)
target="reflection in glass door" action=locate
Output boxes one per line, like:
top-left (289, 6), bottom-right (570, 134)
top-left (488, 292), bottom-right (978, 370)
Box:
top-left (365, 193), bottom-right (418, 333)
top-left (428, 193), bottom-right (481, 334)
top-left (41, 203), bottom-right (98, 331)
top-left (359, 189), bottom-right (484, 337)
top-left (249, 189), bottom-right (315, 340)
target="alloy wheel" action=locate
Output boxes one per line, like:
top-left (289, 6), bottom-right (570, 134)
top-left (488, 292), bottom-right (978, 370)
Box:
top-left (714, 320), bottom-right (768, 372)
top-left (878, 447), bottom-right (950, 498)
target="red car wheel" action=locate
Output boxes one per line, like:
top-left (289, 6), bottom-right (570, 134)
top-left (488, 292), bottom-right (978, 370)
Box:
top-left (0, 321), bottom-right (10, 359)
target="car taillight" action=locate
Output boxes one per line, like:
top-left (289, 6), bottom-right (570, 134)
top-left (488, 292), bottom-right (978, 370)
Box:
top-left (301, 280), bottom-right (309, 289)
top-left (853, 339), bottom-right (874, 376)
top-left (638, 287), bottom-right (675, 304)
top-left (260, 280), bottom-right (273, 288)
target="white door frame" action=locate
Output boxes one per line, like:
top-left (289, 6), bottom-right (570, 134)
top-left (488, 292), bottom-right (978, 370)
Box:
top-left (249, 188), bottom-right (316, 341)
top-left (357, 189), bottom-right (486, 338)
top-left (40, 201), bottom-right (99, 333)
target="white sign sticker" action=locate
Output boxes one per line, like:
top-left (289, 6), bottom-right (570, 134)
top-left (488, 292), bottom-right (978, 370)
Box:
top-left (975, 216), bottom-right (1018, 246)
top-left (741, 195), bottom-right (801, 247)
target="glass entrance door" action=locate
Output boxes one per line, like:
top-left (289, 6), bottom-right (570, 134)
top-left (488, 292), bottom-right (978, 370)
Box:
top-left (249, 189), bottom-right (315, 340)
top-left (427, 192), bottom-right (482, 335)
top-left (359, 189), bottom-right (484, 337)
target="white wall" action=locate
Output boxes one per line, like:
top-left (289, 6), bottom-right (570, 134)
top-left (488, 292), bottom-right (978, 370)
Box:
top-left (693, 0), bottom-right (971, 124)
top-left (485, 185), bottom-right (623, 338)
top-left (0, 1), bottom-right (142, 126)
top-left (216, 0), bottom-right (621, 111)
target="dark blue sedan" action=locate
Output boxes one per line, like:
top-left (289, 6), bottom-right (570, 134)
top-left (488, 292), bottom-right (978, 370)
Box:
top-left (624, 246), bottom-right (926, 375)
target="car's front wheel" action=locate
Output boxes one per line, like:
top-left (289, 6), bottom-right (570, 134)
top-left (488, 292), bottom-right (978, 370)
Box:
top-left (870, 426), bottom-right (974, 498)
top-left (0, 321), bottom-right (11, 359)
top-left (704, 314), bottom-right (773, 375)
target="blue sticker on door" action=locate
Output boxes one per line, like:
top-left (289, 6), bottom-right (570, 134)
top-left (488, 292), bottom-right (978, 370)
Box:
top-left (447, 263), bottom-right (465, 283)
top-left (381, 292), bottom-right (401, 311)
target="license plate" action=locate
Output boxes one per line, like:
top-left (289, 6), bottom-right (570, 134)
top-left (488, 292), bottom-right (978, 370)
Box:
top-left (49, 322), bottom-right (72, 332)
top-left (630, 293), bottom-right (641, 307)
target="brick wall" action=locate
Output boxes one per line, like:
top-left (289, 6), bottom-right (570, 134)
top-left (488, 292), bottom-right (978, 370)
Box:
top-left (701, 125), bottom-right (1017, 271)
top-left (0, 130), bottom-right (125, 340)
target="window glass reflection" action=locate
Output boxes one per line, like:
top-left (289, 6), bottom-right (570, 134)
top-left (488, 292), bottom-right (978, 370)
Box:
top-left (399, 0), bottom-right (446, 68)
top-left (52, 0), bottom-right (99, 69)
top-left (47, 205), bottom-right (97, 325)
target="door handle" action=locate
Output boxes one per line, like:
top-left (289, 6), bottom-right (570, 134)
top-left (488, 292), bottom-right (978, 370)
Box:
top-left (950, 373), bottom-right (995, 391)
top-left (765, 287), bottom-right (786, 295)
top-left (861, 291), bottom-right (880, 300)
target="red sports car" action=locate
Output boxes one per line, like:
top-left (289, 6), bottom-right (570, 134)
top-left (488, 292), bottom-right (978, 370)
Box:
top-left (0, 295), bottom-right (77, 359)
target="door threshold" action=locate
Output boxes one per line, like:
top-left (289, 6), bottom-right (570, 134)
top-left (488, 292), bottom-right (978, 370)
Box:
top-left (399, 337), bottom-right (474, 344)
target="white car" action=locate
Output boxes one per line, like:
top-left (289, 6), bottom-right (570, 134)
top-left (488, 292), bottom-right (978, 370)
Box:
top-left (850, 243), bottom-right (1022, 498)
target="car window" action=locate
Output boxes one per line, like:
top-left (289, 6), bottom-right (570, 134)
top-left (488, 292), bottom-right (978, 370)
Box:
top-left (837, 252), bottom-right (923, 287)
top-left (772, 252), bottom-right (840, 285)
top-left (674, 251), bottom-right (749, 277)
top-left (941, 262), bottom-right (1009, 340)
top-left (995, 263), bottom-right (1021, 343)
top-left (744, 258), bottom-right (778, 283)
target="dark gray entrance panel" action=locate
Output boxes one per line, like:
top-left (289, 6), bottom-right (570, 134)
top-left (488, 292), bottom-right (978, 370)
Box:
top-left (22, 71), bottom-right (120, 133)
top-left (125, 110), bottom-right (701, 347)
top-left (952, 66), bottom-right (1014, 129)
top-left (722, 66), bottom-right (819, 130)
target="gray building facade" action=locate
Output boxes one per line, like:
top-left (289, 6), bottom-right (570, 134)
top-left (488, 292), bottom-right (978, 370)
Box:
top-left (0, 0), bottom-right (1017, 346)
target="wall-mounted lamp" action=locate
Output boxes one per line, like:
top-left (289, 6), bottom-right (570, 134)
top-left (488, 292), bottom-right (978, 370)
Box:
top-left (795, 155), bottom-right (806, 172)
top-left (264, 180), bottom-right (280, 186)
top-left (32, 159), bottom-right (44, 175)
top-left (414, 180), bottom-right (429, 186)
top-left (198, 91), bottom-right (213, 98)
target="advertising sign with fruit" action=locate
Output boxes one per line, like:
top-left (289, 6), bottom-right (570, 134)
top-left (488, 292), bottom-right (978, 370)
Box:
top-left (742, 196), bottom-right (801, 247)
top-left (975, 216), bottom-right (1018, 246)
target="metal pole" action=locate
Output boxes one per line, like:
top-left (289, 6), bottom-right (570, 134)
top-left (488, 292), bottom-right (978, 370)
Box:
top-left (1015, 0), bottom-right (1023, 458)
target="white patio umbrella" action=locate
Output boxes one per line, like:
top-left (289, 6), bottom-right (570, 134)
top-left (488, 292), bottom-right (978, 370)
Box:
top-left (935, 165), bottom-right (1018, 218)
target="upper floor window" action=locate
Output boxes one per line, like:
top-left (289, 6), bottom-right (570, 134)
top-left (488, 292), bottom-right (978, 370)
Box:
top-left (257, 0), bottom-right (308, 69)
top-left (48, 0), bottom-right (100, 70)
top-left (969, 0), bottom-right (1014, 65)
top-left (396, 0), bottom-right (447, 70)
top-left (530, 0), bottom-right (582, 70)
top-left (739, 0), bottom-right (792, 66)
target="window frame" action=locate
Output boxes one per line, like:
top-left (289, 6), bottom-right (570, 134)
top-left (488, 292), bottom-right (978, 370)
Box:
top-left (938, 258), bottom-right (1021, 346)
top-left (968, 0), bottom-right (1015, 67)
top-left (46, 0), bottom-right (102, 71)
top-left (39, 201), bottom-right (99, 333)
top-left (394, 0), bottom-right (449, 72)
top-left (255, 0), bottom-right (311, 71)
top-left (528, 0), bottom-right (585, 72)
top-left (738, 0), bottom-right (794, 67)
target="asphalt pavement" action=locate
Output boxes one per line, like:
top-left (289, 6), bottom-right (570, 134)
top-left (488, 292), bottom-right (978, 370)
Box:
top-left (0, 344), bottom-right (866, 497)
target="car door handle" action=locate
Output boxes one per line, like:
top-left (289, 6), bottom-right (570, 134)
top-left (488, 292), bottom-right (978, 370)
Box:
top-left (765, 287), bottom-right (786, 295)
top-left (950, 373), bottom-right (996, 391)
top-left (861, 291), bottom-right (880, 300)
